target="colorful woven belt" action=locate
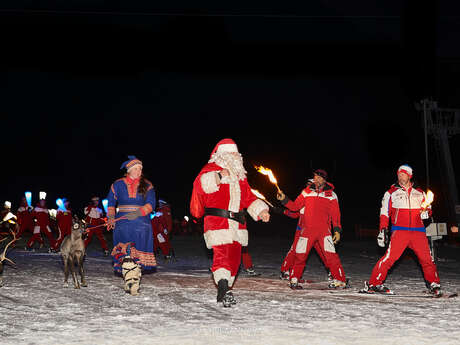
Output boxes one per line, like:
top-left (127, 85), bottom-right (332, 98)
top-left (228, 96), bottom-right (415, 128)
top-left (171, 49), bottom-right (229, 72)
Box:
top-left (118, 205), bottom-right (141, 213)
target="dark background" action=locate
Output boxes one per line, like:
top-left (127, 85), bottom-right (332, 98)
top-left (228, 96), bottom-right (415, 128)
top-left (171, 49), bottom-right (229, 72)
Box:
top-left (1, 1), bottom-right (460, 237)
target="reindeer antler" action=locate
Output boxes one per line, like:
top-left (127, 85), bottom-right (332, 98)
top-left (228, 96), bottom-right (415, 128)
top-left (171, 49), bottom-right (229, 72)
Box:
top-left (0, 229), bottom-right (18, 267)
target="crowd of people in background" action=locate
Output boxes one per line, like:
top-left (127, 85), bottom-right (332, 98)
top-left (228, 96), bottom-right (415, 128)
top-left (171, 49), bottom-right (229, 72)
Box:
top-left (0, 193), bottom-right (201, 258)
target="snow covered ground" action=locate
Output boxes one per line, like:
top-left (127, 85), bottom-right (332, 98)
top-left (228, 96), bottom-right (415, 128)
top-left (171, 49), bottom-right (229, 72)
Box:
top-left (1, 234), bottom-right (460, 345)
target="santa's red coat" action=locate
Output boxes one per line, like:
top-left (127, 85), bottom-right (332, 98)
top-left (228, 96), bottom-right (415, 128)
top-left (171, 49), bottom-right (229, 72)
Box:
top-left (192, 162), bottom-right (268, 249)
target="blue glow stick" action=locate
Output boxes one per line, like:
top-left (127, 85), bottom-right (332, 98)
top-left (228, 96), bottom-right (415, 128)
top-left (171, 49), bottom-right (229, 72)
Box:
top-left (102, 199), bottom-right (108, 214)
top-left (56, 198), bottom-right (67, 211)
top-left (25, 191), bottom-right (32, 207)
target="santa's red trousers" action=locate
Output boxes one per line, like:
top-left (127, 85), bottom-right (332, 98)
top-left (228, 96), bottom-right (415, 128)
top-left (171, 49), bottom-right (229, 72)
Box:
top-left (241, 246), bottom-right (253, 269)
top-left (153, 227), bottom-right (171, 256)
top-left (369, 230), bottom-right (440, 286)
top-left (290, 229), bottom-right (346, 282)
top-left (212, 241), bottom-right (242, 286)
top-left (282, 230), bottom-right (330, 274)
top-left (84, 228), bottom-right (108, 251)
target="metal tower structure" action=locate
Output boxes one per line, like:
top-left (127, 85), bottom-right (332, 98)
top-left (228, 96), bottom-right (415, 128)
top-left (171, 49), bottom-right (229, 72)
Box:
top-left (416, 99), bottom-right (460, 224)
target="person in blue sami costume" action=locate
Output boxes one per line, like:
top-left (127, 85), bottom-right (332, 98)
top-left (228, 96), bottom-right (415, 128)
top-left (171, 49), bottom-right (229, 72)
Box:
top-left (106, 156), bottom-right (156, 295)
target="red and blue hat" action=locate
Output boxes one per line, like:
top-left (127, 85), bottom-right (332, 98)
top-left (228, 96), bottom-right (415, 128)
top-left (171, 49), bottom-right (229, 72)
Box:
top-left (120, 155), bottom-right (143, 171)
top-left (397, 164), bottom-right (413, 178)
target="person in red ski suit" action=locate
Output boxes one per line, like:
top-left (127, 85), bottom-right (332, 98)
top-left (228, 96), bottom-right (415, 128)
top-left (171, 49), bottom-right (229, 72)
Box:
top-left (277, 169), bottom-right (346, 289)
top-left (28, 199), bottom-right (58, 251)
top-left (56, 199), bottom-right (73, 247)
top-left (84, 196), bottom-right (109, 255)
top-left (151, 210), bottom-right (173, 260)
top-left (16, 197), bottom-right (34, 239)
top-left (279, 184), bottom-right (333, 282)
top-left (279, 209), bottom-right (303, 279)
top-left (240, 245), bottom-right (258, 275)
top-left (158, 201), bottom-right (173, 235)
top-left (363, 165), bottom-right (442, 296)
top-left (191, 138), bottom-right (270, 307)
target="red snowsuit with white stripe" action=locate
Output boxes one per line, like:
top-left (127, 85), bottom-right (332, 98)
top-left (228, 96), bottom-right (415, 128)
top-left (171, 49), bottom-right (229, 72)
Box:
top-left (84, 205), bottom-right (108, 251)
top-left (56, 209), bottom-right (72, 247)
top-left (280, 209), bottom-right (303, 274)
top-left (16, 205), bottom-right (34, 238)
top-left (191, 163), bottom-right (268, 287)
top-left (280, 208), bottom-right (330, 275)
top-left (369, 184), bottom-right (440, 286)
top-left (282, 182), bottom-right (346, 283)
top-left (151, 213), bottom-right (171, 256)
top-left (28, 205), bottom-right (57, 249)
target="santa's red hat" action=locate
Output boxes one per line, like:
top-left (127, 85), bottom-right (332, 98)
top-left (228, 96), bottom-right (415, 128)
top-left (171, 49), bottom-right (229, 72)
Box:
top-left (397, 164), bottom-right (413, 178)
top-left (210, 138), bottom-right (239, 158)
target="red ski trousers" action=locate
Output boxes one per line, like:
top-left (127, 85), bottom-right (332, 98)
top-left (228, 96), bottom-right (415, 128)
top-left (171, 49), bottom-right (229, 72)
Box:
top-left (33, 225), bottom-right (57, 249)
top-left (84, 228), bottom-right (108, 251)
top-left (290, 230), bottom-right (346, 283)
top-left (369, 230), bottom-right (440, 286)
top-left (281, 230), bottom-right (330, 274)
top-left (211, 241), bottom-right (242, 286)
top-left (241, 246), bottom-right (253, 269)
top-left (153, 227), bottom-right (171, 256)
top-left (27, 233), bottom-right (44, 248)
top-left (17, 221), bottom-right (34, 238)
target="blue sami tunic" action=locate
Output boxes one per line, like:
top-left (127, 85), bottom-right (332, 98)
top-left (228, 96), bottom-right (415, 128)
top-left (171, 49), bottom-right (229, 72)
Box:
top-left (107, 177), bottom-right (157, 273)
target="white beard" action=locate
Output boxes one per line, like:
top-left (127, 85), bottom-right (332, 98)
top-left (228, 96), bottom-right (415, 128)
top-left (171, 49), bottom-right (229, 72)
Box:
top-left (209, 152), bottom-right (247, 181)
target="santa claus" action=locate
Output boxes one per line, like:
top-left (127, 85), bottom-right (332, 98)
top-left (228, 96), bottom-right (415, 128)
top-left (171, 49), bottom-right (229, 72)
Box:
top-left (191, 138), bottom-right (270, 307)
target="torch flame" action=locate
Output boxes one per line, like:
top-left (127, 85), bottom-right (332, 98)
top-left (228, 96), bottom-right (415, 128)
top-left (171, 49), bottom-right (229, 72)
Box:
top-left (251, 189), bottom-right (274, 207)
top-left (421, 190), bottom-right (434, 209)
top-left (255, 165), bottom-right (278, 185)
top-left (251, 189), bottom-right (266, 200)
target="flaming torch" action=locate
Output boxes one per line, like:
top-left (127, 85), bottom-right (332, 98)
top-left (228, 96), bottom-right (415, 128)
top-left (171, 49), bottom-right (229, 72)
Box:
top-left (255, 166), bottom-right (281, 193)
top-left (251, 189), bottom-right (274, 208)
top-left (25, 191), bottom-right (32, 207)
top-left (421, 190), bottom-right (434, 210)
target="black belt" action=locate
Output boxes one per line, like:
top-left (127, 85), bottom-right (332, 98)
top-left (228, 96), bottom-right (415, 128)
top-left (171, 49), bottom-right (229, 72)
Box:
top-left (204, 208), bottom-right (246, 225)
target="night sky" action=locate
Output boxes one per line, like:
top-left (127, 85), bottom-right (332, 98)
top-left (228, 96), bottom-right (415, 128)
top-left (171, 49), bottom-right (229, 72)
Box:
top-left (2, 1), bottom-right (460, 236)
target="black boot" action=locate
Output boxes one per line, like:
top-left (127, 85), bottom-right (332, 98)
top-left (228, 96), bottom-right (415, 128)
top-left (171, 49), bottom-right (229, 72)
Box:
top-left (223, 291), bottom-right (237, 307)
top-left (217, 279), bottom-right (229, 302)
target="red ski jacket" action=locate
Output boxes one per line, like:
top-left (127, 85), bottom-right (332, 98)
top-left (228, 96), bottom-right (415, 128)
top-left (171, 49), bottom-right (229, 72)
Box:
top-left (380, 184), bottom-right (431, 233)
top-left (32, 206), bottom-right (49, 227)
top-left (282, 182), bottom-right (341, 233)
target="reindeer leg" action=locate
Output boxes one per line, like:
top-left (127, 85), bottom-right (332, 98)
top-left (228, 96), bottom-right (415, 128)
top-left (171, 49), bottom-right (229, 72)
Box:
top-left (77, 252), bottom-right (87, 287)
top-left (69, 256), bottom-right (80, 289)
top-left (63, 255), bottom-right (70, 287)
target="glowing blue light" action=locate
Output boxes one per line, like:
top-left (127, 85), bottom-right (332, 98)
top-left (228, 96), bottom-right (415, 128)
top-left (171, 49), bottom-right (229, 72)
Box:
top-left (102, 199), bottom-right (108, 214)
top-left (25, 191), bottom-right (32, 207)
top-left (150, 213), bottom-right (154, 219)
top-left (56, 198), bottom-right (67, 211)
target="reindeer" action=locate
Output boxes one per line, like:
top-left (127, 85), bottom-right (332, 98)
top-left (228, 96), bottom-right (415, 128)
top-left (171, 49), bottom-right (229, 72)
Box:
top-left (0, 230), bottom-right (18, 287)
top-left (60, 216), bottom-right (87, 289)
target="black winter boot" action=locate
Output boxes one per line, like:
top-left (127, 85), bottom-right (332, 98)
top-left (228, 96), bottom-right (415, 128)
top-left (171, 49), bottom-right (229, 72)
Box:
top-left (217, 279), bottom-right (229, 302)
